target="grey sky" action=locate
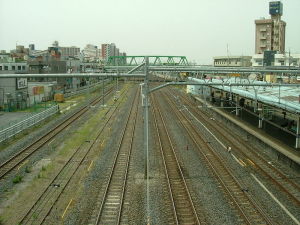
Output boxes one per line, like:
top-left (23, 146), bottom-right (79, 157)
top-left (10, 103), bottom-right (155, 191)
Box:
top-left (0, 0), bottom-right (299, 64)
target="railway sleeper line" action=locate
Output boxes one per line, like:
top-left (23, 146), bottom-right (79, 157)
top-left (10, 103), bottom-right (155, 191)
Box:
top-left (161, 91), bottom-right (274, 225)
top-left (151, 94), bottom-right (201, 225)
top-left (91, 87), bottom-right (140, 225)
top-left (0, 86), bottom-right (115, 181)
top-left (169, 88), bottom-right (300, 208)
top-left (18, 86), bottom-right (129, 225)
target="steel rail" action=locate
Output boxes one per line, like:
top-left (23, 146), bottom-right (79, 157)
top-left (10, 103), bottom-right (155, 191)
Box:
top-left (151, 97), bottom-right (179, 225)
top-left (174, 89), bottom-right (300, 207)
top-left (18, 86), bottom-right (129, 225)
top-left (151, 94), bottom-right (201, 225)
top-left (0, 86), bottom-right (114, 181)
top-left (162, 90), bottom-right (274, 225)
top-left (94, 87), bottom-right (139, 225)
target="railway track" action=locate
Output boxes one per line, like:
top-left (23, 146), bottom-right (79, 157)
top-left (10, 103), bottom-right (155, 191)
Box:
top-left (90, 87), bottom-right (140, 225)
top-left (0, 86), bottom-right (114, 181)
top-left (18, 86), bottom-right (129, 225)
top-left (160, 90), bottom-right (274, 225)
top-left (151, 95), bottom-right (201, 225)
top-left (170, 88), bottom-right (300, 208)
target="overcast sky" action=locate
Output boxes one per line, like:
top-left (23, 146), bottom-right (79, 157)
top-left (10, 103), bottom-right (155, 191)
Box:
top-left (0, 0), bottom-right (299, 64)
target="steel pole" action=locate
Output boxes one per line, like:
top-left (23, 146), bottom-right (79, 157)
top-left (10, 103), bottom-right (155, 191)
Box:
top-left (296, 117), bottom-right (300, 149)
top-left (143, 56), bottom-right (150, 223)
top-left (102, 77), bottom-right (105, 106)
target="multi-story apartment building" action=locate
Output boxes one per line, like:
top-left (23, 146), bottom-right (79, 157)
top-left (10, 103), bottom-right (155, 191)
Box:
top-left (82, 44), bottom-right (100, 60)
top-left (255, 1), bottom-right (286, 54)
top-left (60, 46), bottom-right (80, 58)
top-left (101, 43), bottom-right (125, 61)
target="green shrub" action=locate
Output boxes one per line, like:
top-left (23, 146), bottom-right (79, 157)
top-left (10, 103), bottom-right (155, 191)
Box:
top-left (12, 175), bottom-right (23, 184)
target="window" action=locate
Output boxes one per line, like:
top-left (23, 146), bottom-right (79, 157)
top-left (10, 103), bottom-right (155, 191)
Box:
top-left (18, 66), bottom-right (21, 70)
top-left (4, 66), bottom-right (8, 70)
top-left (0, 66), bottom-right (2, 70)
top-left (12, 66), bottom-right (15, 70)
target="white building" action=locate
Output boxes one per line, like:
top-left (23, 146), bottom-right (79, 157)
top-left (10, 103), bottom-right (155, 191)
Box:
top-left (82, 44), bottom-right (101, 61)
top-left (252, 53), bottom-right (300, 67)
top-left (60, 46), bottom-right (80, 58)
top-left (213, 56), bottom-right (252, 67)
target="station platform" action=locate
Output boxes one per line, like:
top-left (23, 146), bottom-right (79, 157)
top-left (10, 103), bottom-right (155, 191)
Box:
top-left (195, 97), bottom-right (300, 167)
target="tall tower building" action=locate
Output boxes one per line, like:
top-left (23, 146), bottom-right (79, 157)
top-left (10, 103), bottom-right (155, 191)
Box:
top-left (255, 1), bottom-right (286, 54)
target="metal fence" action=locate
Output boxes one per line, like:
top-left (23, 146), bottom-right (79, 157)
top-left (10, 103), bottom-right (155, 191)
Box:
top-left (64, 79), bottom-right (109, 98)
top-left (0, 104), bottom-right (59, 143)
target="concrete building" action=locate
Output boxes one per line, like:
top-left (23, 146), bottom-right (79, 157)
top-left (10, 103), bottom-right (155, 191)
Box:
top-left (28, 60), bottom-right (67, 74)
top-left (60, 46), bottom-right (80, 58)
top-left (252, 53), bottom-right (300, 67)
top-left (82, 44), bottom-right (100, 61)
top-left (101, 44), bottom-right (111, 60)
top-left (213, 56), bottom-right (252, 67)
top-left (0, 62), bottom-right (27, 73)
top-left (0, 54), bottom-right (28, 73)
top-left (101, 43), bottom-right (125, 61)
top-left (29, 44), bottom-right (35, 51)
top-left (0, 56), bottom-right (28, 110)
top-left (255, 1), bottom-right (286, 54)
top-left (0, 78), bottom-right (28, 111)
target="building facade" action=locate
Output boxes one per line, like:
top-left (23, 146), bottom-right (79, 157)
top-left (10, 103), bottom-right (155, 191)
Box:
top-left (82, 44), bottom-right (100, 61)
top-left (255, 1), bottom-right (286, 54)
top-left (101, 43), bottom-right (126, 61)
top-left (60, 46), bottom-right (80, 58)
top-left (213, 56), bottom-right (252, 67)
top-left (252, 53), bottom-right (300, 67)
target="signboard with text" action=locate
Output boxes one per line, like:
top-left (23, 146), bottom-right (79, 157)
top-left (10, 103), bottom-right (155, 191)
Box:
top-left (16, 78), bottom-right (28, 89)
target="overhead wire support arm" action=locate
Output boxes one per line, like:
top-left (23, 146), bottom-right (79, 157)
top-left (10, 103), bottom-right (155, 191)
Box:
top-left (127, 63), bottom-right (146, 74)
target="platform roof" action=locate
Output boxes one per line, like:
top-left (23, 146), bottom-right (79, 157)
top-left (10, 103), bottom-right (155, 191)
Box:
top-left (189, 77), bottom-right (300, 114)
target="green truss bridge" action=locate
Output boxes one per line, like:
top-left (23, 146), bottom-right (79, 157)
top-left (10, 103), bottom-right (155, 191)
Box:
top-left (106, 55), bottom-right (189, 66)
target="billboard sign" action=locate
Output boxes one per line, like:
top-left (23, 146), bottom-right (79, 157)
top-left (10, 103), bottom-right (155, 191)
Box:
top-left (16, 78), bottom-right (28, 89)
top-left (263, 51), bottom-right (277, 66)
top-left (269, 1), bottom-right (283, 16)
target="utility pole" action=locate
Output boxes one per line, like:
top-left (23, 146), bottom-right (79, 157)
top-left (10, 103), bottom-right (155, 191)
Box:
top-left (142, 56), bottom-right (150, 224)
top-left (143, 56), bottom-right (149, 178)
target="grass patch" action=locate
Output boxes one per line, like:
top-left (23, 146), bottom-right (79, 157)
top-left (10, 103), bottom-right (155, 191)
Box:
top-left (25, 167), bottom-right (31, 173)
top-left (57, 83), bottom-right (128, 157)
top-left (12, 175), bottom-right (23, 184)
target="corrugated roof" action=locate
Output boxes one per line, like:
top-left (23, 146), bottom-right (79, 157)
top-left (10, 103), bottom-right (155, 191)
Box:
top-left (189, 77), bottom-right (300, 114)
